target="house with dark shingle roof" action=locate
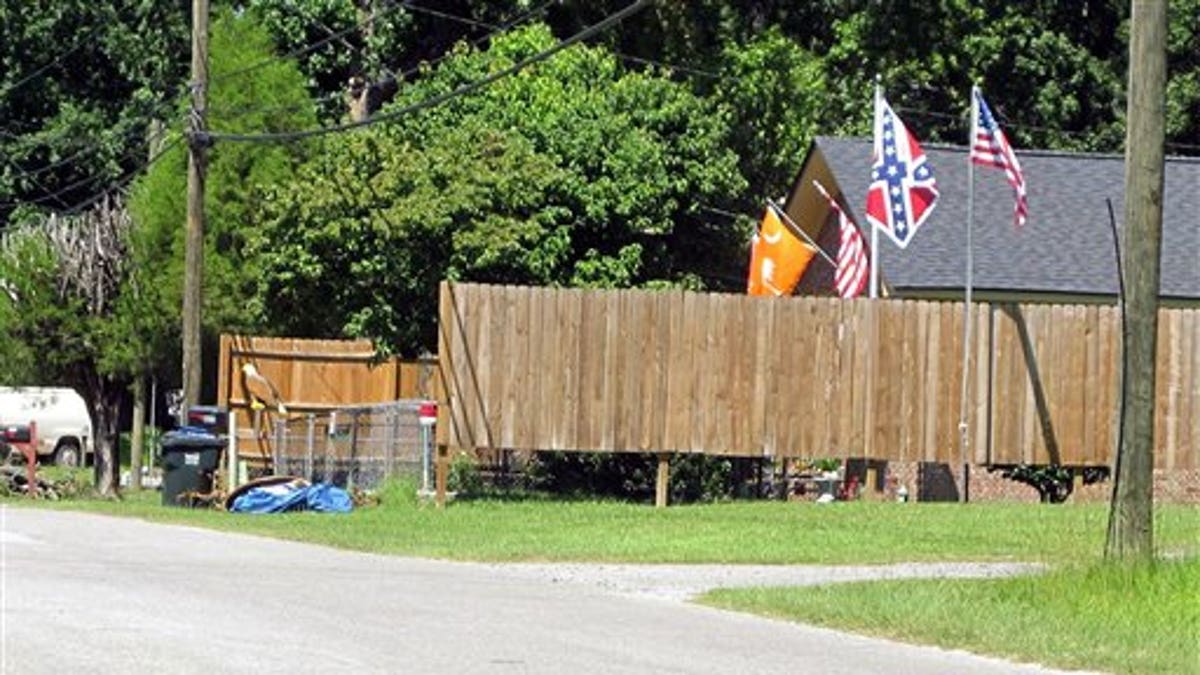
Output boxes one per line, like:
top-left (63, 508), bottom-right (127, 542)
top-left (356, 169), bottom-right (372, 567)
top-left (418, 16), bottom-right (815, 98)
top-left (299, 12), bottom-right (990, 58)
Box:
top-left (778, 136), bottom-right (1200, 304)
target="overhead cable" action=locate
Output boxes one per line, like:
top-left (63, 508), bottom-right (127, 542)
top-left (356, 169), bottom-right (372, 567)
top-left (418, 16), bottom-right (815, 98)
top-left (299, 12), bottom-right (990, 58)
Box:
top-left (208, 0), bottom-right (652, 144)
top-left (207, 0), bottom-right (558, 120)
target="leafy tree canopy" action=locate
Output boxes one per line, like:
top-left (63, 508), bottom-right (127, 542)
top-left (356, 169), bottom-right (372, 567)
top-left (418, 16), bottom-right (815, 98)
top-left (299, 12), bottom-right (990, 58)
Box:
top-left (0, 0), bottom-right (188, 229)
top-left (130, 6), bottom-right (318, 350)
top-left (253, 23), bottom-right (746, 355)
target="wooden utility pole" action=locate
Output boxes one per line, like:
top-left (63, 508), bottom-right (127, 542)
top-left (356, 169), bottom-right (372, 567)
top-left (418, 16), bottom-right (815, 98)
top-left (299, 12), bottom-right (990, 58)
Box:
top-left (1106, 0), bottom-right (1167, 562)
top-left (182, 0), bottom-right (210, 416)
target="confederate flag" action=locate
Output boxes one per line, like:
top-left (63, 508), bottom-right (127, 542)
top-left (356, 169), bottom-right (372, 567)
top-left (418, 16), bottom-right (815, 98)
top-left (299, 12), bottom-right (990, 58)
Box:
top-left (865, 97), bottom-right (939, 249)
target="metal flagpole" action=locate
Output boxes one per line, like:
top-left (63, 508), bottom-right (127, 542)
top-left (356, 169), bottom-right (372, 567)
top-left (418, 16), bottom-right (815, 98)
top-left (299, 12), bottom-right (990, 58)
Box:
top-left (869, 77), bottom-right (882, 299)
top-left (958, 85), bottom-right (980, 503)
top-left (770, 199), bottom-right (837, 267)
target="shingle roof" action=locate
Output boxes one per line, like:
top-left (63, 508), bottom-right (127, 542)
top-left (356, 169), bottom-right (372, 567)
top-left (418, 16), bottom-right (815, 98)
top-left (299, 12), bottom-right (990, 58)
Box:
top-left (807, 136), bottom-right (1200, 300)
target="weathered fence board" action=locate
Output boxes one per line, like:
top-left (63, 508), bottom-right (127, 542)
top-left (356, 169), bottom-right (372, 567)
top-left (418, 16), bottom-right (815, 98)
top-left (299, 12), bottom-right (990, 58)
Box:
top-left (217, 335), bottom-right (440, 462)
top-left (437, 283), bottom-right (1198, 469)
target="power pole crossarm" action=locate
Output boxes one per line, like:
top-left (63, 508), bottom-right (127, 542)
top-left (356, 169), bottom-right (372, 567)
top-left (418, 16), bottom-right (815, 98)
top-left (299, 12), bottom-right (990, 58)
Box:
top-left (182, 0), bottom-right (210, 417)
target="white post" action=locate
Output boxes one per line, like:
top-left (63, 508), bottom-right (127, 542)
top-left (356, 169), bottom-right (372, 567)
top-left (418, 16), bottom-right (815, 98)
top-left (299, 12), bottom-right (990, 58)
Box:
top-left (959, 85), bottom-right (980, 503)
top-left (305, 413), bottom-right (316, 481)
top-left (419, 402), bottom-right (437, 494)
top-left (149, 377), bottom-right (158, 470)
top-left (226, 410), bottom-right (238, 491)
top-left (869, 78), bottom-right (883, 299)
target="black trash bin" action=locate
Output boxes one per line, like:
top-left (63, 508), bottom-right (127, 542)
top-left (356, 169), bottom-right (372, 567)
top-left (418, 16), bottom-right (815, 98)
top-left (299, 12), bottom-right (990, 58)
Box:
top-left (160, 429), bottom-right (223, 507)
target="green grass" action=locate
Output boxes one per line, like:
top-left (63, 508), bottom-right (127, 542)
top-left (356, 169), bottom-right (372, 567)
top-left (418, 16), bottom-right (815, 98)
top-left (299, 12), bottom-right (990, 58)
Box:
top-left (6, 477), bottom-right (1198, 564)
top-left (701, 558), bottom-right (1200, 674)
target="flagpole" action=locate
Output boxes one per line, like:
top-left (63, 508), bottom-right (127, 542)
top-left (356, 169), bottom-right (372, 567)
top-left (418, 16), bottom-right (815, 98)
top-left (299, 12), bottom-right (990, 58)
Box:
top-left (770, 200), bottom-right (837, 267)
top-left (958, 85), bottom-right (980, 503)
top-left (869, 77), bottom-right (882, 299)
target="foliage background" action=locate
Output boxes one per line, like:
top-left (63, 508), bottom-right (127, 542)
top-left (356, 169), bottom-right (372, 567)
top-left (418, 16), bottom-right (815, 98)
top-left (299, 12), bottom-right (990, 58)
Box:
top-left (1, 0), bottom-right (1196, 444)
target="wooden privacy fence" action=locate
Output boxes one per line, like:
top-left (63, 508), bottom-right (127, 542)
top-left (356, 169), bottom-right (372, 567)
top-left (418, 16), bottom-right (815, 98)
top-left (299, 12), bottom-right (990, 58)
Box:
top-left (217, 335), bottom-right (440, 464)
top-left (437, 282), bottom-right (1199, 470)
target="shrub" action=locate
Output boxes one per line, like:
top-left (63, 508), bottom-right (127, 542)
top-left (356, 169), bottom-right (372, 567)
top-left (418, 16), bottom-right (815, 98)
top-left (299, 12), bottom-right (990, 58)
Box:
top-left (448, 451), bottom-right (483, 497)
top-left (525, 451), bottom-right (742, 503)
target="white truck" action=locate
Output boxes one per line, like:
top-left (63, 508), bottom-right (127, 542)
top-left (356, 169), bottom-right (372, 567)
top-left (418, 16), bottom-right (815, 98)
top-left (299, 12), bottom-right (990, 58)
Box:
top-left (0, 387), bottom-right (92, 466)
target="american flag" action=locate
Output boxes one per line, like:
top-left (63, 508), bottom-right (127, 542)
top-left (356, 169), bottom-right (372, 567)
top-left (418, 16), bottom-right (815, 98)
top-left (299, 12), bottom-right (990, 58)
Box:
top-left (865, 97), bottom-right (939, 249)
top-left (814, 181), bottom-right (869, 299)
top-left (971, 88), bottom-right (1027, 227)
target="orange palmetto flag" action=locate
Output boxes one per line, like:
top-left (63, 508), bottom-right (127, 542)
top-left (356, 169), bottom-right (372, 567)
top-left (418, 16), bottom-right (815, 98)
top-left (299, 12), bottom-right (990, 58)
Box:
top-left (746, 203), bottom-right (816, 296)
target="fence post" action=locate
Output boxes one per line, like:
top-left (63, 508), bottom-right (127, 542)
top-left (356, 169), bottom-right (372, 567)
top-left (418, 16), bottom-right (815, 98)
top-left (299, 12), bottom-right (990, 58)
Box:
top-left (417, 401), bottom-right (438, 496)
top-left (348, 412), bottom-right (359, 491)
top-left (305, 413), bottom-right (315, 481)
top-left (435, 445), bottom-right (448, 508)
top-left (272, 418), bottom-right (284, 475)
top-left (325, 411), bottom-right (336, 483)
top-left (383, 406), bottom-right (396, 481)
top-left (226, 411), bottom-right (238, 491)
top-left (655, 453), bottom-right (671, 508)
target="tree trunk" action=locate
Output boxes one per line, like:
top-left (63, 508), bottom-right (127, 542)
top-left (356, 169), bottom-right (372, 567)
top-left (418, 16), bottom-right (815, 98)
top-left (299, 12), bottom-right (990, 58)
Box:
top-left (348, 0), bottom-right (376, 122)
top-left (129, 376), bottom-right (146, 490)
top-left (1106, 0), bottom-right (1166, 562)
top-left (89, 381), bottom-right (124, 497)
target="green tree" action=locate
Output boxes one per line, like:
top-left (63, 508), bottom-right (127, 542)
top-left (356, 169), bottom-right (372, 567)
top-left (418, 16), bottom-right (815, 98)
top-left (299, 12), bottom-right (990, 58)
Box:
top-left (1165, 0), bottom-right (1200, 153)
top-left (253, 23), bottom-right (746, 355)
top-left (0, 0), bottom-right (188, 229)
top-left (239, 1), bottom-right (544, 121)
top-left (0, 200), bottom-right (132, 493)
top-left (130, 7), bottom-right (318, 348)
top-left (818, 2), bottom-right (1126, 151)
top-left (714, 27), bottom-right (826, 207)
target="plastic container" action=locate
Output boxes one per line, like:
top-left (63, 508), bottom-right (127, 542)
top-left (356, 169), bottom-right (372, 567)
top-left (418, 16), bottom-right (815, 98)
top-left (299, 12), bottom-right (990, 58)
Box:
top-left (160, 429), bottom-right (223, 507)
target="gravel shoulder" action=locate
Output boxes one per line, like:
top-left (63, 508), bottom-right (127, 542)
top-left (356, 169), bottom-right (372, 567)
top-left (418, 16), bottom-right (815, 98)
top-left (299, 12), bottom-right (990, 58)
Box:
top-left (474, 560), bottom-right (1046, 602)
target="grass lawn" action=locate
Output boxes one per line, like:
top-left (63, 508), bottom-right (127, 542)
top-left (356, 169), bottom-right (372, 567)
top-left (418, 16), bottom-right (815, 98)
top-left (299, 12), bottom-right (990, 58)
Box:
top-left (701, 558), bottom-right (1200, 674)
top-left (6, 477), bottom-right (1197, 565)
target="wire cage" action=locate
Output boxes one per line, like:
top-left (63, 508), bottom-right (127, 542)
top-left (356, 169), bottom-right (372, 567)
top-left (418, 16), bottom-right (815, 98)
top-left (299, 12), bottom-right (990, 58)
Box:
top-left (270, 400), bottom-right (432, 491)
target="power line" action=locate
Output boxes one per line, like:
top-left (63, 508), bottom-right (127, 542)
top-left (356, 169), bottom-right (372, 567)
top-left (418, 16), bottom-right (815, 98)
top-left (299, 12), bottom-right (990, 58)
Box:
top-left (3, 107), bottom-right (185, 183)
top-left (1, 123), bottom-right (180, 212)
top-left (209, 1), bottom-right (410, 84)
top-left (210, 0), bottom-right (553, 87)
top-left (60, 138), bottom-right (183, 216)
top-left (1, 94), bottom-right (187, 197)
top-left (209, 0), bottom-right (651, 144)
top-left (390, 2), bottom-right (723, 82)
top-left (895, 103), bottom-right (1196, 153)
top-left (613, 52), bottom-right (723, 80)
top-left (0, 24), bottom-right (108, 98)
top-left (353, 0), bottom-right (560, 80)
top-left (207, 0), bottom-right (558, 120)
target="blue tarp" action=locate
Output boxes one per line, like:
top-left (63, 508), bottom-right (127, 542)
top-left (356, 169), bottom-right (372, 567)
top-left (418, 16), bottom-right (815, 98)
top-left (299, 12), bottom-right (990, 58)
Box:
top-left (230, 480), bottom-right (353, 514)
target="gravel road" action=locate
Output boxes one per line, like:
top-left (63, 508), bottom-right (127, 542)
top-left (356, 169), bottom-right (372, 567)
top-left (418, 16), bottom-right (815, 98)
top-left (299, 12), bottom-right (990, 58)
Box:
top-left (1, 508), bottom-right (1087, 675)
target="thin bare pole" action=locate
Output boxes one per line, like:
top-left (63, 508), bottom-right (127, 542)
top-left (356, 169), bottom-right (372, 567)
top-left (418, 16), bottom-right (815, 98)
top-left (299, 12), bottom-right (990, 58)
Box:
top-left (869, 77), bottom-right (882, 299)
top-left (958, 85), bottom-right (980, 503)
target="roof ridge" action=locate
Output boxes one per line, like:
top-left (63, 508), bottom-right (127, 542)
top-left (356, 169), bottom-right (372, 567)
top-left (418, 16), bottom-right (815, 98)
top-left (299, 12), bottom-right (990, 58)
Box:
top-left (815, 136), bottom-right (1200, 164)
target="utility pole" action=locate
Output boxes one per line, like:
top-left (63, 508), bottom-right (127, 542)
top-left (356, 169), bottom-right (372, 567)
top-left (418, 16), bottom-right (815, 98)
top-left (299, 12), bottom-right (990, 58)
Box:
top-left (1106, 0), bottom-right (1167, 562)
top-left (182, 0), bottom-right (210, 416)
